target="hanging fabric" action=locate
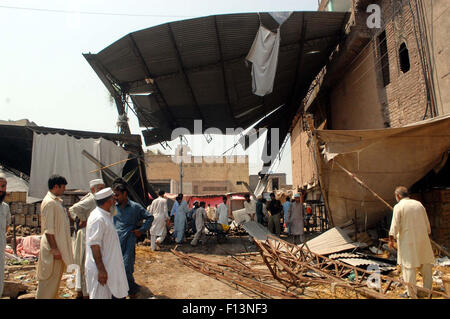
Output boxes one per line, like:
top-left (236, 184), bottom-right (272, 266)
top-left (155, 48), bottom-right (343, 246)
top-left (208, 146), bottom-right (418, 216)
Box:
top-left (269, 11), bottom-right (293, 25)
top-left (245, 12), bottom-right (293, 97)
top-left (246, 25), bottom-right (281, 96)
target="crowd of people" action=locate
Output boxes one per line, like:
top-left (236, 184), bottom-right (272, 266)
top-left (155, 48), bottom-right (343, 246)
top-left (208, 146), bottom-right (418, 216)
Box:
top-left (0, 171), bottom-right (437, 299)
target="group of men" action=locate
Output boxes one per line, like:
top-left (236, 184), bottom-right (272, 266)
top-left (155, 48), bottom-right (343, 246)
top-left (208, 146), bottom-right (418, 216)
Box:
top-left (7, 174), bottom-right (153, 299)
top-left (241, 192), bottom-right (306, 244)
top-left (0, 170), bottom-right (438, 298)
top-left (167, 194), bottom-right (229, 246)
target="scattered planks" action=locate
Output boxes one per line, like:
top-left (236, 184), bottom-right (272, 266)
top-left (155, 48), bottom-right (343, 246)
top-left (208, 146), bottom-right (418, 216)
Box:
top-left (171, 249), bottom-right (304, 299)
top-left (254, 236), bottom-right (450, 299)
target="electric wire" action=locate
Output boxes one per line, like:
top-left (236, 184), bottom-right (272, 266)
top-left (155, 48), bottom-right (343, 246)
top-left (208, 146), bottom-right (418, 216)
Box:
top-left (0, 4), bottom-right (193, 18)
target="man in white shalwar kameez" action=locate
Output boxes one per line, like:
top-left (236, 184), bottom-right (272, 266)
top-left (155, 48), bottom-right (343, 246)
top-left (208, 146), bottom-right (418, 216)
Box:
top-left (191, 202), bottom-right (207, 246)
top-left (148, 190), bottom-right (169, 251)
top-left (69, 178), bottom-right (105, 298)
top-left (0, 173), bottom-right (11, 297)
top-left (85, 188), bottom-right (128, 299)
top-left (287, 193), bottom-right (305, 244)
top-left (243, 193), bottom-right (257, 221)
top-left (389, 186), bottom-right (435, 298)
top-left (216, 196), bottom-right (229, 225)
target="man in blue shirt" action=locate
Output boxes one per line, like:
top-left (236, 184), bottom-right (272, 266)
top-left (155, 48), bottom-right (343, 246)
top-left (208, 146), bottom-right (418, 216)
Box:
top-left (282, 197), bottom-right (291, 235)
top-left (112, 183), bottom-right (153, 298)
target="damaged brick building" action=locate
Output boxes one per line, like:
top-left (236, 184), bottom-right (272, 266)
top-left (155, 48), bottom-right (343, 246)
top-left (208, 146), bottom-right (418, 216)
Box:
top-left (290, 0), bottom-right (450, 247)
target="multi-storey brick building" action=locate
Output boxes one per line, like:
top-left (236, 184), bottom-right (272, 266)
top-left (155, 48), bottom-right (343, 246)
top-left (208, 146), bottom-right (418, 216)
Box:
top-left (290, 0), bottom-right (450, 246)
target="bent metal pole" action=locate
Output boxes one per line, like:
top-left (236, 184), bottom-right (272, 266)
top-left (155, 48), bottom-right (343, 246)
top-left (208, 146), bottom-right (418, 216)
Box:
top-left (334, 160), bottom-right (450, 258)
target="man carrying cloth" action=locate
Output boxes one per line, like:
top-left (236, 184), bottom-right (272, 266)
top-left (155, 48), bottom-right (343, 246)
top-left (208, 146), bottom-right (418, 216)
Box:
top-left (36, 175), bottom-right (74, 299)
top-left (85, 187), bottom-right (128, 299)
top-left (69, 178), bottom-right (105, 298)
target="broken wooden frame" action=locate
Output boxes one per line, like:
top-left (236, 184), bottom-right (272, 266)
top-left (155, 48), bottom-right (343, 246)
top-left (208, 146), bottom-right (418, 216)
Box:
top-left (334, 160), bottom-right (450, 258)
top-left (171, 248), bottom-right (304, 299)
top-left (254, 235), bottom-right (450, 299)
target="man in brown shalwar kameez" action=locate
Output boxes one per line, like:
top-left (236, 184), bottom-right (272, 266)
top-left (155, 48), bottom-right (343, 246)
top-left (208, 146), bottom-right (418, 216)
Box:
top-left (36, 175), bottom-right (74, 299)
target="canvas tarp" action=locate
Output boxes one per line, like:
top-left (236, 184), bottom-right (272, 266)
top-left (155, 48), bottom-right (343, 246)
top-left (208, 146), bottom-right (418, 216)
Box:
top-left (316, 114), bottom-right (450, 228)
top-left (28, 132), bottom-right (128, 199)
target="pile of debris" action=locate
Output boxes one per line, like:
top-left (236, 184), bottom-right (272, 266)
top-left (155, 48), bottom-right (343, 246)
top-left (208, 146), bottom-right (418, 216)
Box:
top-left (7, 225), bottom-right (40, 241)
top-left (171, 249), bottom-right (304, 299)
top-left (172, 226), bottom-right (450, 299)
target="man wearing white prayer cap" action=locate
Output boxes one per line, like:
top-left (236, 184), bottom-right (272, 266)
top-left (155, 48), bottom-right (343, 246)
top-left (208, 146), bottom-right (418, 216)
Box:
top-left (287, 193), bottom-right (305, 244)
top-left (85, 188), bottom-right (129, 299)
top-left (0, 172), bottom-right (11, 297)
top-left (69, 178), bottom-right (105, 298)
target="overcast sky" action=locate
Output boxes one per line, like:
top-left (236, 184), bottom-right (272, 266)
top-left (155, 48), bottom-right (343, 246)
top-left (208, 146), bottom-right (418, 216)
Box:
top-left (0, 0), bottom-right (319, 184)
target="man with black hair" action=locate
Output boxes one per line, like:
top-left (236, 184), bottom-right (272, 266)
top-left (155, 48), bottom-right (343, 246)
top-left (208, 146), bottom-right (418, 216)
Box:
top-left (255, 197), bottom-right (264, 225)
top-left (216, 196), bottom-right (229, 225)
top-left (267, 192), bottom-right (282, 237)
top-left (148, 190), bottom-right (169, 251)
top-left (36, 174), bottom-right (74, 299)
top-left (173, 194), bottom-right (190, 244)
top-left (112, 182), bottom-right (153, 298)
top-left (243, 193), bottom-right (257, 221)
top-left (282, 196), bottom-right (291, 235)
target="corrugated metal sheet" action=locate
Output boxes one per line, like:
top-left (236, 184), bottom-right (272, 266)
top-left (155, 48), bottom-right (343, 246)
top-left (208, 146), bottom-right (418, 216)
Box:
top-left (305, 227), bottom-right (367, 255)
top-left (336, 258), bottom-right (397, 271)
top-left (84, 11), bottom-right (350, 145)
top-left (242, 221), bottom-right (272, 241)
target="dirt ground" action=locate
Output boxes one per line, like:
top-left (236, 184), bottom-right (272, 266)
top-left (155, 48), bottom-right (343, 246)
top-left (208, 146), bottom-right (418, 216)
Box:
top-left (133, 234), bottom-right (263, 299)
top-left (3, 231), bottom-right (450, 299)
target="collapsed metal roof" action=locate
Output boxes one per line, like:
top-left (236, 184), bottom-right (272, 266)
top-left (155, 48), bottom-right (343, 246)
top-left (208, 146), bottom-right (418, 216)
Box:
top-left (84, 11), bottom-right (350, 146)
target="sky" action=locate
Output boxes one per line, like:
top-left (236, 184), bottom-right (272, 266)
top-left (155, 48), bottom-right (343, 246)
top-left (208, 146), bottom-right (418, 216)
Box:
top-left (0, 0), bottom-right (320, 184)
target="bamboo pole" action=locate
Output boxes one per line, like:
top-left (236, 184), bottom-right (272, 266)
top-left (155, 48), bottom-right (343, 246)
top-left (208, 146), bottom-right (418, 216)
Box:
top-left (306, 115), bottom-right (334, 226)
top-left (334, 161), bottom-right (393, 210)
top-left (333, 161), bottom-right (450, 258)
top-left (88, 157), bottom-right (135, 173)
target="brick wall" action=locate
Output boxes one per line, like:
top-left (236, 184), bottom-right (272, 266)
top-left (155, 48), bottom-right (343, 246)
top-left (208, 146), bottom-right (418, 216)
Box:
top-left (145, 154), bottom-right (249, 194)
top-left (379, 0), bottom-right (430, 127)
top-left (290, 117), bottom-right (316, 190)
top-left (411, 190), bottom-right (450, 249)
top-left (326, 0), bottom-right (430, 129)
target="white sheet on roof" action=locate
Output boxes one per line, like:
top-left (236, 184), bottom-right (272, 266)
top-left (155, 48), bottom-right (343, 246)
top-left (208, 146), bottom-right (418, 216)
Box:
top-left (28, 132), bottom-right (128, 199)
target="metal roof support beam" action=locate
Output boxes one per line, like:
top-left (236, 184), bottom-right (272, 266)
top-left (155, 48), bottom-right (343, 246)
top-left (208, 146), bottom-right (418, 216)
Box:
top-left (127, 35), bottom-right (178, 129)
top-left (287, 17), bottom-right (308, 115)
top-left (83, 54), bottom-right (131, 135)
top-left (167, 23), bottom-right (207, 126)
top-left (214, 16), bottom-right (237, 126)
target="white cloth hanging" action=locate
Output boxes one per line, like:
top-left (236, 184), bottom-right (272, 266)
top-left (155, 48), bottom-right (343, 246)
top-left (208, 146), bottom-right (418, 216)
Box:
top-left (29, 132), bottom-right (128, 199)
top-left (246, 25), bottom-right (281, 96)
top-left (269, 12), bottom-right (293, 25)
